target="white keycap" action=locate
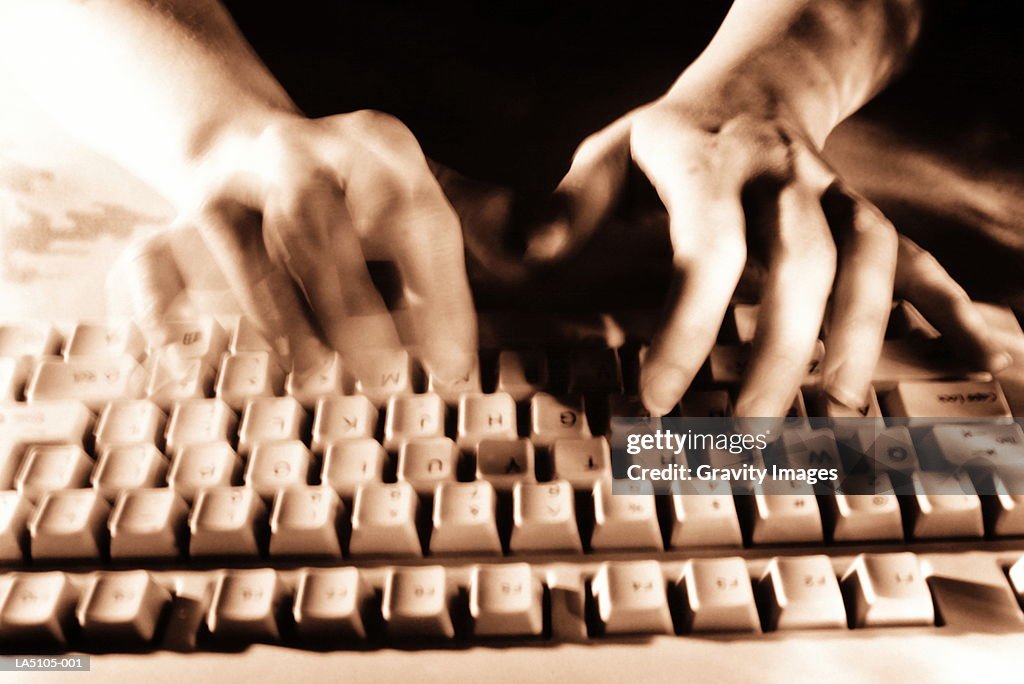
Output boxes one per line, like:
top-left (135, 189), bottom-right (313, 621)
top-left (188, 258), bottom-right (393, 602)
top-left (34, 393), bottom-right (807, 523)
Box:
top-left (29, 489), bottom-right (110, 559)
top-left (457, 392), bottom-right (518, 451)
top-left (749, 479), bottom-right (824, 544)
top-left (354, 349), bottom-right (414, 407)
top-left (677, 557), bottom-right (760, 633)
top-left (26, 356), bottom-right (146, 410)
top-left (321, 439), bottom-right (386, 499)
top-left (0, 491), bottom-right (32, 562)
top-left (208, 569), bottom-right (281, 641)
top-left (167, 442), bottom-right (242, 501)
top-left (591, 561), bottom-right (673, 635)
top-left (0, 572), bottom-right (77, 645)
top-left (383, 393), bottom-right (446, 451)
top-left (286, 351), bottom-right (345, 408)
top-left (828, 472), bottom-right (903, 542)
top-left (164, 398), bottom-right (237, 455)
top-left (293, 567), bottom-right (367, 639)
top-left (349, 482), bottom-right (421, 558)
top-left (0, 402), bottom-right (95, 489)
top-left (94, 399), bottom-right (165, 452)
top-left (145, 351), bottom-right (216, 410)
top-left (496, 350), bottom-right (548, 402)
top-left (215, 351), bottom-right (285, 412)
top-left (245, 441), bottom-right (312, 498)
top-left (679, 389), bottom-right (733, 417)
top-left (14, 444), bottom-right (93, 503)
top-left (230, 317), bottom-right (275, 354)
top-left (91, 444), bottom-right (168, 500)
top-left (76, 570), bottom-right (171, 642)
top-left (529, 393), bottom-right (591, 448)
top-left (396, 437), bottom-right (457, 495)
top-left (0, 323), bottom-right (60, 358)
top-left (476, 438), bottom-right (536, 491)
top-left (668, 480), bottom-right (743, 548)
top-left (0, 356), bottom-right (29, 401)
top-left (853, 426), bottom-right (920, 474)
top-left (510, 480), bottom-right (582, 553)
top-left (269, 486), bottom-right (344, 557)
top-left (552, 437), bottom-right (611, 489)
top-left (709, 341), bottom-right (823, 386)
top-left (427, 361), bottom-right (482, 406)
top-left (470, 563), bottom-right (544, 637)
top-left (64, 322), bottom-right (146, 360)
top-left (986, 467), bottom-right (1024, 536)
top-left (383, 566), bottom-right (454, 639)
top-left (906, 470), bottom-right (984, 539)
top-left (760, 555), bottom-right (846, 630)
top-left (237, 396), bottom-right (308, 455)
top-left (156, 318), bottom-right (228, 367)
top-left (590, 479), bottom-right (662, 551)
top-left (918, 423), bottom-right (1024, 470)
top-left (311, 395), bottom-right (378, 453)
top-left (885, 379), bottom-right (1012, 423)
top-left (842, 553), bottom-right (934, 627)
top-left (430, 481), bottom-right (501, 555)
top-left (108, 488), bottom-right (189, 559)
top-left (189, 487), bottom-right (266, 557)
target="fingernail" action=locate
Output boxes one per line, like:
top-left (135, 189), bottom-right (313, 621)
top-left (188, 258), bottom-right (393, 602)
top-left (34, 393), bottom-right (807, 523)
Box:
top-left (428, 350), bottom-right (477, 385)
top-left (989, 351), bottom-right (1014, 373)
top-left (823, 383), bottom-right (868, 412)
top-left (641, 365), bottom-right (688, 417)
top-left (525, 219), bottom-right (572, 263)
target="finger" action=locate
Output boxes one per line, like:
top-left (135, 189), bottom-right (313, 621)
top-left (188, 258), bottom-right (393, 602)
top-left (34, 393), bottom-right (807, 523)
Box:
top-left (119, 230), bottom-right (195, 347)
top-left (820, 190), bottom-right (899, 409)
top-left (736, 186), bottom-right (837, 417)
top-left (526, 114), bottom-right (634, 263)
top-left (194, 199), bottom-right (328, 371)
top-left (895, 236), bottom-right (1012, 372)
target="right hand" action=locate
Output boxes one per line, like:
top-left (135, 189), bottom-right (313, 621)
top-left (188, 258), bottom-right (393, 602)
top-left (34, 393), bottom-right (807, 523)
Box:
top-left (124, 110), bottom-right (478, 384)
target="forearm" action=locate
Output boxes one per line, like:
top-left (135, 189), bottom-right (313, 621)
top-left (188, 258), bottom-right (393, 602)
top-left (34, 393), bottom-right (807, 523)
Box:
top-left (0, 0), bottom-right (298, 204)
top-left (672, 0), bottom-right (923, 144)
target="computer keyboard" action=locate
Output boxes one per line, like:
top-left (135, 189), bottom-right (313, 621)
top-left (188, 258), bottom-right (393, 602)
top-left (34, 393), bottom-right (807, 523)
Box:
top-left (3, 303), bottom-right (1024, 671)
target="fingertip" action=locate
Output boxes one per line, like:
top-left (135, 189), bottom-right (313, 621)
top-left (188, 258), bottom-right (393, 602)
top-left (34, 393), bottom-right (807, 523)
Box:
top-left (640, 363), bottom-right (689, 418)
top-left (524, 219), bottom-right (573, 264)
top-left (988, 350), bottom-right (1014, 374)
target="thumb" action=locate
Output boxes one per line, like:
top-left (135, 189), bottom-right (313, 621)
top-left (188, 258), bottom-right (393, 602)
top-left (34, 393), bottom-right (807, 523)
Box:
top-left (525, 114), bottom-right (634, 263)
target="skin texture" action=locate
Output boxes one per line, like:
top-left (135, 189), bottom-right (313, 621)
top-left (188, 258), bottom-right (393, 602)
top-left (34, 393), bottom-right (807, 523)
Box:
top-left (0, 0), bottom-right (1008, 414)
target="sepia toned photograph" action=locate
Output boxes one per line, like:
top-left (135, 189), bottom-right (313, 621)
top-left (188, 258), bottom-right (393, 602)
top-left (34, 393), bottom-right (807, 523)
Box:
top-left (0, 1), bottom-right (1023, 682)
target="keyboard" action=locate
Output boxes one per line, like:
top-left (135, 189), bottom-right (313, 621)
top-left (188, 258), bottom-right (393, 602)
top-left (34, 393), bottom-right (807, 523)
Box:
top-left (3, 303), bottom-right (1024, 683)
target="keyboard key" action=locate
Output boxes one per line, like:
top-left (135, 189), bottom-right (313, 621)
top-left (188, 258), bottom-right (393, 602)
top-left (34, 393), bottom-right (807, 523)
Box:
top-left (237, 396), bottom-right (308, 455)
top-left (530, 393), bottom-right (591, 448)
top-left (109, 488), bottom-right (189, 559)
top-left (749, 479), bottom-right (824, 544)
top-left (286, 351), bottom-right (345, 409)
top-left (29, 489), bottom-right (110, 560)
top-left (349, 482), bottom-right (422, 558)
top-left (709, 341), bottom-right (823, 386)
top-left (873, 338), bottom-right (984, 387)
top-left (918, 423), bottom-right (1024, 470)
top-left (497, 350), bottom-right (548, 402)
top-left (65, 321), bottom-right (146, 360)
top-left (777, 428), bottom-right (844, 478)
top-left (906, 471), bottom-right (984, 539)
top-left (590, 479), bottom-right (662, 551)
top-left (244, 440), bottom-right (312, 498)
top-left (552, 437), bottom-right (611, 489)
top-left (269, 486), bottom-right (344, 557)
top-left (164, 398), bottom-right (238, 455)
top-left (0, 399), bottom-right (93, 445)
top-left (76, 571), bottom-right (171, 643)
top-left (189, 487), bottom-right (267, 557)
top-left (828, 473), bottom-right (903, 542)
top-left (817, 387), bottom-right (882, 420)
top-left (430, 481), bottom-right (501, 555)
top-left (311, 395), bottom-right (378, 453)
top-left (470, 563), bottom-right (544, 637)
top-left (216, 351), bottom-right (285, 412)
top-left (0, 572), bottom-right (77, 645)
top-left (591, 561), bottom-right (672, 635)
top-left (383, 566), bottom-right (454, 639)
top-left (475, 438), bottom-right (536, 491)
top-left (91, 444), bottom-right (168, 500)
top-left (676, 557), bottom-right (760, 633)
top-left (354, 349), bottom-right (414, 407)
top-left (724, 303), bottom-right (759, 344)
top-left (156, 318), bottom-right (228, 367)
top-left (293, 567), bottom-right (367, 640)
top-left (510, 480), bottom-right (582, 554)
top-left (230, 317), bottom-right (275, 354)
top-left (145, 351), bottom-right (216, 410)
top-left (167, 442), bottom-right (242, 501)
top-left (321, 439), bottom-right (387, 499)
top-left (427, 361), bottom-right (482, 406)
top-left (984, 468), bottom-right (1024, 536)
top-left (94, 399), bottom-right (166, 452)
top-left (0, 323), bottom-right (60, 358)
top-left (668, 480), bottom-right (743, 548)
top-left (842, 553), bottom-right (934, 627)
top-left (383, 393), bottom-right (446, 451)
top-left (884, 379), bottom-right (1012, 423)
top-left (0, 356), bottom-right (29, 401)
top-left (397, 437), bottom-right (458, 495)
top-left (852, 426), bottom-right (920, 475)
top-left (760, 555), bottom-right (846, 630)
top-left (26, 356), bottom-right (146, 410)
top-left (567, 347), bottom-right (623, 394)
top-left (14, 444), bottom-right (93, 503)
top-left (208, 569), bottom-right (281, 642)
top-left (679, 390), bottom-right (733, 417)
top-left (0, 491), bottom-right (32, 562)
top-left (457, 392), bottom-right (518, 451)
